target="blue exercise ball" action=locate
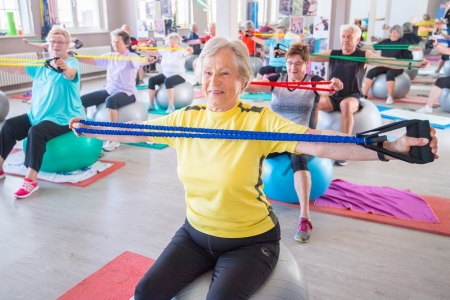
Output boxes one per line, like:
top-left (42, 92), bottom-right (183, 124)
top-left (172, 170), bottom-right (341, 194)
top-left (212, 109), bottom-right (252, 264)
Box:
top-left (263, 154), bottom-right (333, 203)
top-left (23, 132), bottom-right (103, 173)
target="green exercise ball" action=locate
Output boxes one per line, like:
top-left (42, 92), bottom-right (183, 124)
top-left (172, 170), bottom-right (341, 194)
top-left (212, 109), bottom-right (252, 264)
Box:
top-left (23, 132), bottom-right (103, 173)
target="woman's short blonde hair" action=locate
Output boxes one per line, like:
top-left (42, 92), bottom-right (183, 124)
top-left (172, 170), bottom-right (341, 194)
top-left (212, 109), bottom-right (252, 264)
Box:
top-left (46, 27), bottom-right (71, 43)
top-left (166, 32), bottom-right (181, 44)
top-left (195, 37), bottom-right (253, 93)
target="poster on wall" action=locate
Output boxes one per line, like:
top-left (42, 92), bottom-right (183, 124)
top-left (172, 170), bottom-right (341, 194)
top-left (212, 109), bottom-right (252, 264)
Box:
top-left (146, 0), bottom-right (156, 19)
top-left (292, 0), bottom-right (302, 16)
top-left (290, 16), bottom-right (305, 34)
top-left (161, 0), bottom-right (172, 18)
top-left (279, 0), bottom-right (293, 16)
top-left (313, 16), bottom-right (329, 38)
top-left (154, 19), bottom-right (165, 37)
top-left (303, 0), bottom-right (318, 16)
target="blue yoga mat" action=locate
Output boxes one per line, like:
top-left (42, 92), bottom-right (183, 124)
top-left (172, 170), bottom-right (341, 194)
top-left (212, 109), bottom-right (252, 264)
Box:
top-left (379, 108), bottom-right (450, 130)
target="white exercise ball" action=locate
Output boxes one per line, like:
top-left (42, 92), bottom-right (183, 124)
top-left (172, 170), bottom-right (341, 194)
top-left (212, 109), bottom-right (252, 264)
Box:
top-left (155, 82), bottom-right (194, 109)
top-left (317, 99), bottom-right (382, 134)
top-left (370, 73), bottom-right (411, 99)
top-left (90, 101), bottom-right (148, 122)
top-left (0, 90), bottom-right (10, 122)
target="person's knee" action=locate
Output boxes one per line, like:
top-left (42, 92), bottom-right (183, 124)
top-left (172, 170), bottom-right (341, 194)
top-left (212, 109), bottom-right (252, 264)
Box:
top-left (339, 99), bottom-right (357, 115)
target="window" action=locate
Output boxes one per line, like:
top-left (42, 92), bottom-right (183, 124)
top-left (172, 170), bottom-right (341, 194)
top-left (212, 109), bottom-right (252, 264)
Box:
top-left (270, 0), bottom-right (278, 24)
top-left (0, 0), bottom-right (33, 35)
top-left (56, 0), bottom-right (105, 32)
top-left (174, 0), bottom-right (190, 28)
top-left (257, 0), bottom-right (267, 27)
top-left (207, 0), bottom-right (216, 24)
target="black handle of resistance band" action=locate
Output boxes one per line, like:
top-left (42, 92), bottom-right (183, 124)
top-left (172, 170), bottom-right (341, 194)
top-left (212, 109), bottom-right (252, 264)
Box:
top-left (406, 120), bottom-right (434, 164)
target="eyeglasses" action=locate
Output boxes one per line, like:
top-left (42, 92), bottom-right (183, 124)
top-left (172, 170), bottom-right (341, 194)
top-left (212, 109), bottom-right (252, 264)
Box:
top-left (48, 40), bottom-right (69, 45)
top-left (286, 61), bottom-right (305, 67)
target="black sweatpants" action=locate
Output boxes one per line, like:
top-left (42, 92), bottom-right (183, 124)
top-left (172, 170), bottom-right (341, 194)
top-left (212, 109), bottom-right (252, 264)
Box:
top-left (147, 74), bottom-right (185, 90)
top-left (81, 90), bottom-right (136, 110)
top-left (134, 220), bottom-right (280, 300)
top-left (0, 114), bottom-right (70, 172)
top-left (366, 66), bottom-right (404, 81)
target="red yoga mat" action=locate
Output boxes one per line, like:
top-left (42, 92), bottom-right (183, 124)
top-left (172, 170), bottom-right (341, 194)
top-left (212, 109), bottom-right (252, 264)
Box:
top-left (57, 251), bottom-right (155, 300)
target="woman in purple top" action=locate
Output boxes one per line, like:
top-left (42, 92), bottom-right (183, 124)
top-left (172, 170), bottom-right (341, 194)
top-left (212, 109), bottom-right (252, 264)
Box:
top-left (78, 29), bottom-right (153, 151)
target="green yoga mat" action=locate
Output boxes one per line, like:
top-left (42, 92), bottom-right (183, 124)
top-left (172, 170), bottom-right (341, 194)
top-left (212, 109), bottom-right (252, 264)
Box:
top-left (148, 108), bottom-right (168, 115)
top-left (122, 142), bottom-right (169, 149)
top-left (136, 84), bottom-right (148, 90)
top-left (7, 12), bottom-right (17, 36)
top-left (240, 93), bottom-right (272, 101)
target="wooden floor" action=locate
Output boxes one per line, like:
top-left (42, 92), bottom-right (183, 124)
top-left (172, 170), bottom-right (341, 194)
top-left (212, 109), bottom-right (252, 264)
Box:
top-left (1, 71), bottom-right (449, 300)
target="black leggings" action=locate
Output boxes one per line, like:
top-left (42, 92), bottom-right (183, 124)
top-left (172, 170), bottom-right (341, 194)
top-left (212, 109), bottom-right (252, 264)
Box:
top-left (81, 90), bottom-right (136, 110)
top-left (0, 114), bottom-right (70, 172)
top-left (366, 66), bottom-right (404, 81)
top-left (435, 76), bottom-right (450, 89)
top-left (134, 220), bottom-right (280, 300)
top-left (148, 74), bottom-right (185, 90)
top-left (258, 65), bottom-right (285, 76)
top-left (267, 152), bottom-right (313, 171)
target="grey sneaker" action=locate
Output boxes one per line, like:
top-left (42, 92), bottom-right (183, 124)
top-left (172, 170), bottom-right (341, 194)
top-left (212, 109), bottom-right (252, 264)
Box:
top-left (166, 105), bottom-right (175, 114)
top-left (148, 104), bottom-right (155, 111)
top-left (294, 219), bottom-right (313, 243)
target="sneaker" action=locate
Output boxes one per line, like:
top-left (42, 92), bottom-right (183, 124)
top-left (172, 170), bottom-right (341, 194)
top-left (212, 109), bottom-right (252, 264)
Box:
top-left (103, 141), bottom-right (120, 152)
top-left (148, 104), bottom-right (155, 111)
top-left (386, 96), bottom-right (394, 105)
top-left (0, 169), bottom-right (5, 179)
top-left (137, 80), bottom-right (145, 86)
top-left (14, 178), bottom-right (39, 199)
top-left (166, 105), bottom-right (175, 114)
top-left (431, 72), bottom-right (440, 78)
top-left (294, 218), bottom-right (313, 243)
top-left (416, 105), bottom-right (433, 114)
top-left (334, 160), bottom-right (349, 166)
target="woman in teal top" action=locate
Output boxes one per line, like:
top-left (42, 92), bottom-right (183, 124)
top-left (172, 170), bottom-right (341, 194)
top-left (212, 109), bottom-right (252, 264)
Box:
top-left (250, 25), bottom-right (293, 80)
top-left (0, 27), bottom-right (85, 199)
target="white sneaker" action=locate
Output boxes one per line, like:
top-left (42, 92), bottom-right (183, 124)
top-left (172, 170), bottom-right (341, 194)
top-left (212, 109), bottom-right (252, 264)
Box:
top-left (103, 141), bottom-right (120, 152)
top-left (416, 105), bottom-right (433, 114)
top-left (166, 105), bottom-right (175, 114)
top-left (431, 72), bottom-right (440, 78)
top-left (386, 96), bottom-right (394, 105)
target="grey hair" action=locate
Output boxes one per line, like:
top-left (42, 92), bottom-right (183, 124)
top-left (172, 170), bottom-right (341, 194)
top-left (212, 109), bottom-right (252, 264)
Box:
top-left (166, 32), bottom-right (181, 44)
top-left (110, 29), bottom-right (130, 45)
top-left (340, 24), bottom-right (362, 39)
top-left (402, 22), bottom-right (413, 33)
top-left (189, 23), bottom-right (197, 31)
top-left (389, 25), bottom-right (404, 39)
top-left (275, 25), bottom-right (287, 33)
top-left (245, 20), bottom-right (254, 30)
top-left (195, 37), bottom-right (254, 93)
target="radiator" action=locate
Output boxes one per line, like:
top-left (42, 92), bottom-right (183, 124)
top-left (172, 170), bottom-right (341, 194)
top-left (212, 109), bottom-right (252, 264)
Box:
top-left (76, 46), bottom-right (111, 75)
top-left (0, 52), bottom-right (38, 87)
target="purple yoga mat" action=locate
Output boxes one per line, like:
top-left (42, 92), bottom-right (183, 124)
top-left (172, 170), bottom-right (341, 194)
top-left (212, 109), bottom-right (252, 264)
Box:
top-left (315, 179), bottom-right (439, 223)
